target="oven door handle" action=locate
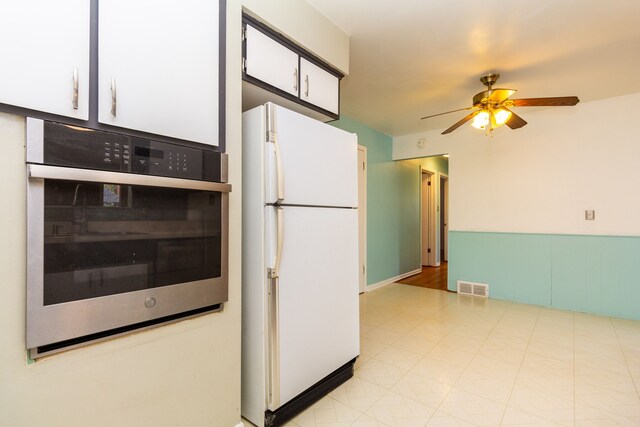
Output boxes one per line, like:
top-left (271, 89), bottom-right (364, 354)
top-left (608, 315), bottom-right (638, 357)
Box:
top-left (28, 164), bottom-right (232, 193)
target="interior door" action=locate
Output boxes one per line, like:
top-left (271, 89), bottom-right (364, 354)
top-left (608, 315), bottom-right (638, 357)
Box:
top-left (421, 172), bottom-right (431, 266)
top-left (266, 205), bottom-right (359, 408)
top-left (442, 176), bottom-right (449, 262)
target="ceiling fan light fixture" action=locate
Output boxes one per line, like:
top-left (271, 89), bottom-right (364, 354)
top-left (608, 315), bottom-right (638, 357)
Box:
top-left (428, 74), bottom-right (579, 135)
top-left (493, 108), bottom-right (512, 126)
top-left (471, 110), bottom-right (490, 130)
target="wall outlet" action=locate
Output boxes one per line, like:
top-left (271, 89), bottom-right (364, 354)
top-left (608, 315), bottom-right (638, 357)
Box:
top-left (585, 210), bottom-right (595, 220)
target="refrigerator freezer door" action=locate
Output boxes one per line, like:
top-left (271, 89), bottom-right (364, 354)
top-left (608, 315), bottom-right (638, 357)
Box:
top-left (266, 205), bottom-right (359, 409)
top-left (265, 104), bottom-right (358, 208)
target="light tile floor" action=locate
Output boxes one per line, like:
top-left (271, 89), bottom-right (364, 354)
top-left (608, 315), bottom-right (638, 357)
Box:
top-left (280, 284), bottom-right (640, 426)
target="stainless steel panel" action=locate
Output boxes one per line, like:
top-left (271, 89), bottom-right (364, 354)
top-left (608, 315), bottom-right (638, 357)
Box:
top-left (28, 164), bottom-right (232, 193)
top-left (30, 303), bottom-right (224, 359)
top-left (26, 174), bottom-right (45, 341)
top-left (26, 180), bottom-right (230, 350)
top-left (26, 116), bottom-right (231, 352)
top-left (220, 153), bottom-right (229, 183)
top-left (26, 117), bottom-right (44, 164)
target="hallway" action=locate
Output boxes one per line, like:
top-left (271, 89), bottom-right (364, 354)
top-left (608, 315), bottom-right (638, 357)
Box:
top-left (397, 263), bottom-right (449, 291)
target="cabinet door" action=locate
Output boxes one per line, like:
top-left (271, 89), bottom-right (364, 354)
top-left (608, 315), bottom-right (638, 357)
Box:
top-left (0, 0), bottom-right (90, 119)
top-left (99, 0), bottom-right (219, 146)
top-left (300, 58), bottom-right (339, 114)
top-left (245, 24), bottom-right (299, 98)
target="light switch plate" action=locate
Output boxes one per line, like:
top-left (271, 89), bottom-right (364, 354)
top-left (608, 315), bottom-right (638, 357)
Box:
top-left (585, 210), bottom-right (595, 220)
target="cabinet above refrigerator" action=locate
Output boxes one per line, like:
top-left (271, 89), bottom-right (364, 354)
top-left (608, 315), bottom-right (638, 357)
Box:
top-left (242, 14), bottom-right (343, 123)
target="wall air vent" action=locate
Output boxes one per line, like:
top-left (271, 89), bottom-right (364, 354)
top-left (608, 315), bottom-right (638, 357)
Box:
top-left (457, 280), bottom-right (489, 298)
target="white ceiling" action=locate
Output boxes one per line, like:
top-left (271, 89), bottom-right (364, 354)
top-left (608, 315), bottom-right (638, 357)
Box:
top-left (306, 0), bottom-right (640, 137)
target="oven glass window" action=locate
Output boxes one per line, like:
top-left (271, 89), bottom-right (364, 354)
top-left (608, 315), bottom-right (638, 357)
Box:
top-left (42, 179), bottom-right (222, 305)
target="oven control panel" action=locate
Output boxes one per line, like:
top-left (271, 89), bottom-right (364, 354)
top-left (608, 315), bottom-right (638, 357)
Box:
top-left (102, 139), bottom-right (131, 169)
top-left (38, 121), bottom-right (223, 182)
top-left (130, 138), bottom-right (202, 180)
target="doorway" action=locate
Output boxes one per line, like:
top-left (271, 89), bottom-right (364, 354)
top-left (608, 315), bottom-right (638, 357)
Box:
top-left (421, 169), bottom-right (436, 267)
top-left (357, 145), bottom-right (367, 293)
top-left (398, 156), bottom-right (450, 292)
top-left (440, 174), bottom-right (448, 262)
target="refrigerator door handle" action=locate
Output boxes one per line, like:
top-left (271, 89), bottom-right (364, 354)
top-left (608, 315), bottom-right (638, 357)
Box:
top-left (274, 138), bottom-right (285, 203)
top-left (266, 103), bottom-right (285, 203)
top-left (268, 206), bottom-right (284, 279)
top-left (267, 206), bottom-right (283, 409)
top-left (267, 275), bottom-right (280, 409)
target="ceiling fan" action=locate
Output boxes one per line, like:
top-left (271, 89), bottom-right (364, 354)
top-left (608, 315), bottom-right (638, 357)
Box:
top-left (421, 73), bottom-right (580, 134)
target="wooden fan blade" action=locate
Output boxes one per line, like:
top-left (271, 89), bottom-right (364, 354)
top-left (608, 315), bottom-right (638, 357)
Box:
top-left (503, 108), bottom-right (527, 129)
top-left (511, 96), bottom-right (580, 107)
top-left (442, 110), bottom-right (480, 134)
top-left (421, 107), bottom-right (473, 120)
top-left (487, 89), bottom-right (517, 104)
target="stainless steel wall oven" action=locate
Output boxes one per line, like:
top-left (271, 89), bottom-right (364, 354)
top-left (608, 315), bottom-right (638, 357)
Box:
top-left (26, 119), bottom-right (231, 357)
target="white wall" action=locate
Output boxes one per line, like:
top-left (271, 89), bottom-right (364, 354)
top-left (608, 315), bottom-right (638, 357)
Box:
top-left (0, 108), bottom-right (242, 426)
top-left (0, 3), bottom-right (246, 421)
top-left (394, 92), bottom-right (640, 237)
top-left (241, 0), bottom-right (349, 74)
top-left (0, 1), bottom-right (347, 426)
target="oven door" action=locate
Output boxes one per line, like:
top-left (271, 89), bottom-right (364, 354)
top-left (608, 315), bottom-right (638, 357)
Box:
top-left (26, 164), bottom-right (231, 349)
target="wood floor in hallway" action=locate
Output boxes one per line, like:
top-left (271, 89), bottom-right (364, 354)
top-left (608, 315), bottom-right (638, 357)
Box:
top-left (396, 262), bottom-right (449, 291)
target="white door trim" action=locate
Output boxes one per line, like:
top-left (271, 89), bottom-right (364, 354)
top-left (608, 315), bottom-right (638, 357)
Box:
top-left (421, 167), bottom-right (437, 267)
top-left (439, 173), bottom-right (449, 262)
top-left (421, 170), bottom-right (430, 266)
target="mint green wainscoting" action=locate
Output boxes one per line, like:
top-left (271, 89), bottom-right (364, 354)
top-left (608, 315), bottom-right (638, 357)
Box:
top-left (448, 231), bottom-right (640, 320)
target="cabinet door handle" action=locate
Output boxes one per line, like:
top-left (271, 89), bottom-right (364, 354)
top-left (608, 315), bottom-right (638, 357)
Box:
top-left (110, 78), bottom-right (117, 117)
top-left (72, 68), bottom-right (79, 110)
top-left (293, 68), bottom-right (298, 92)
top-left (304, 75), bottom-right (309, 97)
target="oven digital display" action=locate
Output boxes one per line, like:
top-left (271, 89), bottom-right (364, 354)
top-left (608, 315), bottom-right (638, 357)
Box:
top-left (134, 146), bottom-right (164, 159)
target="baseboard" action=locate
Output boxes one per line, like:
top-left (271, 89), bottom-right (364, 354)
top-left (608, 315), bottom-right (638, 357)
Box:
top-left (366, 268), bottom-right (422, 292)
top-left (265, 359), bottom-right (355, 427)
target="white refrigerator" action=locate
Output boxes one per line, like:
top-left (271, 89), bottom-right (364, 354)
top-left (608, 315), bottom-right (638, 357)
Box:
top-left (242, 103), bottom-right (360, 427)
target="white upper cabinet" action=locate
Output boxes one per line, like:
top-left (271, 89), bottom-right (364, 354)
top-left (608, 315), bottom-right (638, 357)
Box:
top-left (0, 0), bottom-right (90, 119)
top-left (99, 0), bottom-right (219, 146)
top-left (243, 20), bottom-right (342, 119)
top-left (300, 58), bottom-right (339, 115)
top-left (245, 25), bottom-right (299, 98)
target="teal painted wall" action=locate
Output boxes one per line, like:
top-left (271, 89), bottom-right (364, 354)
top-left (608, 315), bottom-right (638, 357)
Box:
top-left (407, 156), bottom-right (448, 175)
top-left (331, 117), bottom-right (421, 286)
top-left (449, 231), bottom-right (640, 320)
